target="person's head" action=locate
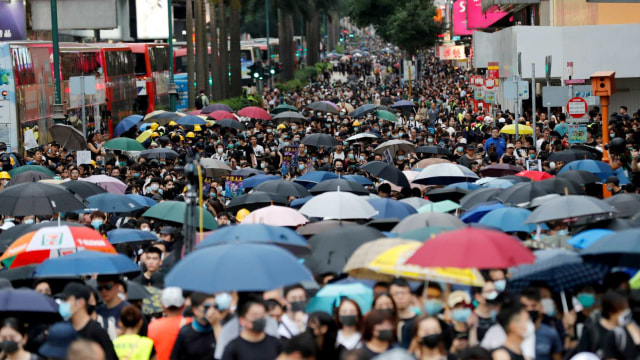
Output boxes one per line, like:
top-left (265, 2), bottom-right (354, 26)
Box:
top-left (373, 282), bottom-right (389, 297)
top-left (265, 299), bottom-right (285, 323)
top-left (96, 275), bottom-right (122, 304)
top-left (57, 283), bottom-right (91, 320)
top-left (372, 293), bottom-right (397, 318)
top-left (389, 278), bottom-right (412, 312)
top-left (238, 299), bottom-right (268, 334)
top-left (90, 211), bottom-right (105, 230)
top-left (449, 291), bottom-right (472, 324)
top-left (161, 287), bottom-right (185, 312)
top-left (66, 339), bottom-right (105, 360)
top-left (190, 292), bottom-right (216, 325)
top-left (335, 298), bottom-right (363, 329)
top-left (284, 284), bottom-right (307, 314)
top-left (34, 280), bottom-right (52, 296)
top-left (520, 287), bottom-right (542, 324)
top-left (377, 183), bottom-right (391, 198)
top-left (158, 226), bottom-right (175, 243)
top-left (602, 289), bottom-right (630, 325)
top-left (278, 333), bottom-right (317, 360)
top-left (421, 283), bottom-right (444, 316)
top-left (143, 246), bottom-right (163, 273)
top-left (458, 346), bottom-right (492, 360)
top-left (497, 301), bottom-right (529, 339)
top-left (606, 175), bottom-right (620, 192)
top-left (0, 318), bottom-right (27, 354)
top-left (491, 128), bottom-right (499, 138)
top-left (119, 305), bottom-right (143, 331)
top-left (412, 315), bottom-right (446, 355)
top-left (361, 309), bottom-right (395, 343)
top-left (576, 285), bottom-right (597, 309)
top-left (473, 281), bottom-right (498, 307)
top-left (488, 269), bottom-right (507, 292)
top-left (307, 311), bottom-right (338, 350)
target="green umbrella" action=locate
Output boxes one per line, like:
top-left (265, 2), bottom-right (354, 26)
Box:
top-left (374, 110), bottom-right (398, 122)
top-left (271, 104), bottom-right (298, 114)
top-left (398, 226), bottom-right (456, 242)
top-left (142, 200), bottom-right (218, 230)
top-left (9, 165), bottom-right (55, 177)
top-left (103, 138), bottom-right (145, 151)
top-left (417, 200), bottom-right (461, 214)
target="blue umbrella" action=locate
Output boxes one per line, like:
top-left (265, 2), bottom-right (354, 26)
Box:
top-left (343, 175), bottom-right (374, 186)
top-left (126, 194), bottom-right (157, 207)
top-left (306, 283), bottom-right (373, 315)
top-left (392, 100), bottom-right (415, 108)
top-left (559, 160), bottom-right (630, 184)
top-left (34, 251), bottom-right (141, 277)
top-left (85, 193), bottom-right (145, 213)
top-left (509, 249), bottom-right (609, 292)
top-left (460, 202), bottom-right (505, 223)
top-left (243, 175), bottom-right (281, 189)
top-left (231, 168), bottom-right (265, 177)
top-left (175, 115), bottom-right (206, 126)
top-left (294, 171), bottom-right (338, 189)
top-left (165, 243), bottom-right (315, 293)
top-left (479, 207), bottom-right (547, 233)
top-left (482, 179), bottom-right (516, 189)
top-left (567, 229), bottom-right (614, 250)
top-left (195, 224), bottom-right (310, 255)
top-left (290, 196), bottom-right (313, 209)
top-left (581, 229), bottom-right (640, 267)
top-left (446, 182), bottom-right (481, 191)
top-left (368, 198), bottom-right (417, 220)
top-left (139, 123), bottom-right (152, 131)
top-left (0, 289), bottom-right (60, 322)
top-left (113, 115), bottom-right (143, 137)
top-left (107, 229), bottom-right (158, 245)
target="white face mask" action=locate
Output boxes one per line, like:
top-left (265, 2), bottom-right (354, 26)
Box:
top-left (150, 184), bottom-right (160, 191)
top-left (140, 226), bottom-right (151, 232)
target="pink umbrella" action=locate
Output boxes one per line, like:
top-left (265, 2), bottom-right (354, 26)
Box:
top-left (242, 205), bottom-right (308, 227)
top-left (189, 110), bottom-right (202, 115)
top-left (79, 175), bottom-right (127, 194)
top-left (387, 171), bottom-right (427, 192)
top-left (238, 106), bottom-right (271, 120)
top-left (208, 110), bottom-right (236, 121)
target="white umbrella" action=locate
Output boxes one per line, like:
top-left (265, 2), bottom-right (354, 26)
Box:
top-left (347, 133), bottom-right (379, 142)
top-left (200, 158), bottom-right (232, 178)
top-left (413, 163), bottom-right (479, 186)
top-left (299, 191), bottom-right (378, 220)
top-left (374, 140), bottom-right (415, 155)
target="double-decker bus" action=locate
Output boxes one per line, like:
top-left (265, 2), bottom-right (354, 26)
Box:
top-left (126, 43), bottom-right (170, 113)
top-left (97, 44), bottom-right (136, 136)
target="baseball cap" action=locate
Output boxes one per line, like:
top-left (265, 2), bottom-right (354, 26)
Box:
top-left (38, 322), bottom-right (78, 359)
top-left (161, 287), bottom-right (185, 308)
top-left (56, 282), bottom-right (91, 301)
top-left (159, 226), bottom-right (175, 235)
top-left (507, 143), bottom-right (515, 149)
top-left (448, 290), bottom-right (471, 308)
top-left (606, 175), bottom-right (620, 186)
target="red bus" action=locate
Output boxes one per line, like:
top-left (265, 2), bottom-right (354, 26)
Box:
top-left (126, 43), bottom-right (171, 113)
top-left (97, 44), bottom-right (137, 137)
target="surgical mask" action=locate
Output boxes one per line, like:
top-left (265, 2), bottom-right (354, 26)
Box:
top-left (618, 309), bottom-right (633, 326)
top-left (428, 138), bottom-right (434, 143)
top-left (339, 315), bottom-right (357, 327)
top-left (291, 126), bottom-right (297, 130)
top-left (423, 299), bottom-right (443, 315)
top-left (528, 310), bottom-right (540, 323)
top-left (457, 146), bottom-right (464, 153)
top-left (298, 164), bottom-right (305, 171)
top-left (541, 298), bottom-right (556, 317)
top-left (557, 229), bottom-right (569, 236)
top-left (217, 148), bottom-right (224, 154)
top-left (359, 156), bottom-right (365, 162)
top-left (409, 117), bottom-right (414, 121)
top-left (91, 219), bottom-right (103, 230)
top-left (323, 158), bottom-right (329, 163)
top-left (266, 129), bottom-right (272, 133)
top-left (290, 301), bottom-right (306, 313)
top-left (23, 219), bottom-right (34, 225)
top-left (150, 184), bottom-right (160, 191)
top-left (348, 154), bottom-right (355, 160)
top-left (260, 163), bottom-right (266, 169)
top-left (86, 304), bottom-right (96, 315)
top-left (58, 301), bottom-right (73, 320)
top-left (494, 280), bottom-right (507, 292)
top-left (251, 317), bottom-right (267, 333)
top-left (610, 133), bottom-right (616, 138)
top-left (353, 127), bottom-right (359, 131)
top-left (133, 173), bottom-right (140, 179)
top-left (421, 334), bottom-right (442, 349)
top-left (485, 291), bottom-right (499, 302)
top-left (140, 226), bottom-right (151, 232)
top-left (397, 155), bottom-right (405, 161)
top-left (452, 308), bottom-right (472, 323)
top-left (577, 293), bottom-right (595, 308)
top-left (376, 329), bottom-right (393, 342)
top-left (529, 154), bottom-right (535, 159)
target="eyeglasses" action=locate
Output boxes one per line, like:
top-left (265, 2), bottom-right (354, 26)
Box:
top-left (97, 283), bottom-right (114, 291)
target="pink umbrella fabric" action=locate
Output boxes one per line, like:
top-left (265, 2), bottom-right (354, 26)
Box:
top-left (238, 106), bottom-right (271, 120)
top-left (208, 110), bottom-right (236, 121)
top-left (80, 175), bottom-right (127, 195)
top-left (242, 205), bottom-right (308, 227)
top-left (188, 110), bottom-right (202, 115)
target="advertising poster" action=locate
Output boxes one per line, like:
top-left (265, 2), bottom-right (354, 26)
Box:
top-left (453, 0), bottom-right (473, 36)
top-left (0, 1), bottom-right (26, 41)
top-left (568, 124), bottom-right (587, 144)
top-left (282, 145), bottom-right (299, 175)
top-left (224, 175), bottom-right (244, 198)
top-left (136, 0), bottom-right (169, 39)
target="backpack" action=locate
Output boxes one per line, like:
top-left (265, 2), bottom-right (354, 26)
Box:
top-left (195, 95), bottom-right (204, 109)
top-left (0, 153), bottom-right (12, 171)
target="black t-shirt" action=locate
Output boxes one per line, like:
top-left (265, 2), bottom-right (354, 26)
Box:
top-left (602, 327), bottom-right (640, 360)
top-left (221, 335), bottom-right (281, 360)
top-left (76, 320), bottom-right (118, 360)
top-left (170, 323), bottom-right (216, 360)
top-left (458, 155), bottom-right (475, 169)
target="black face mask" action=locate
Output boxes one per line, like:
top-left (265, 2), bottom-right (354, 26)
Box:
top-left (422, 334), bottom-right (442, 348)
top-left (251, 317), bottom-right (267, 333)
top-left (376, 329), bottom-right (393, 342)
top-left (1, 341), bottom-right (19, 354)
top-left (528, 310), bottom-right (540, 323)
top-left (162, 240), bottom-right (175, 252)
top-left (340, 315), bottom-right (358, 327)
top-left (86, 305), bottom-right (96, 315)
top-left (290, 301), bottom-right (306, 313)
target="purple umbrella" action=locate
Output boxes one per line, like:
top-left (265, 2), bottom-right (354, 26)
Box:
top-left (201, 104), bottom-right (234, 114)
top-left (80, 175), bottom-right (127, 195)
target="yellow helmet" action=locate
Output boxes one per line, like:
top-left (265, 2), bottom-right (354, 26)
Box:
top-left (168, 121), bottom-right (178, 126)
top-left (236, 208), bottom-right (250, 222)
top-left (150, 122), bottom-right (159, 131)
top-left (151, 132), bottom-right (160, 138)
top-left (186, 132), bottom-right (196, 138)
top-left (353, 120), bottom-right (360, 126)
top-left (277, 124), bottom-right (287, 131)
top-left (0, 172), bottom-right (10, 180)
top-left (193, 125), bottom-right (202, 132)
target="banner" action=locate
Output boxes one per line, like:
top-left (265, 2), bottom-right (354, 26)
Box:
top-left (0, 1), bottom-right (26, 41)
top-left (568, 124), bottom-right (588, 144)
top-left (453, 0), bottom-right (473, 36)
top-left (466, 0), bottom-right (509, 29)
top-left (437, 45), bottom-right (466, 60)
top-left (281, 145), bottom-right (299, 175)
top-left (224, 175), bottom-right (244, 198)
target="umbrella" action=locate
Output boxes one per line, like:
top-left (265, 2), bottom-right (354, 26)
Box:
top-left (0, 226), bottom-right (115, 269)
top-left (49, 124), bottom-right (87, 151)
top-left (243, 175), bottom-right (281, 189)
top-left (85, 193), bottom-right (145, 213)
top-left (515, 170), bottom-right (553, 181)
top-left (301, 133), bottom-right (340, 147)
top-left (414, 158), bottom-right (451, 169)
top-left (501, 175), bottom-right (532, 183)
top-left (241, 205), bottom-right (309, 227)
top-left (459, 188), bottom-right (502, 211)
top-left (254, 180), bottom-right (310, 198)
top-left (0, 289), bottom-right (60, 323)
top-left (581, 229), bottom-right (640, 267)
top-left (103, 138), bottom-right (145, 151)
top-left (548, 150), bottom-right (598, 162)
top-left (537, 177), bottom-right (584, 195)
top-left (360, 161), bottom-right (410, 188)
top-left (8, 170), bottom-right (52, 186)
top-left (343, 175), bottom-right (374, 186)
top-left (304, 225), bottom-right (383, 274)
top-left (480, 164), bottom-right (523, 177)
top-left (143, 201), bottom-right (218, 230)
top-left (557, 170), bottom-right (601, 185)
top-left (499, 124), bottom-right (534, 135)
top-left (398, 226), bottom-right (456, 241)
top-left (307, 102), bottom-right (339, 114)
top-left (272, 111), bottom-right (306, 123)
top-left (0, 182), bottom-right (85, 216)
top-left (143, 111), bottom-right (184, 125)
top-left (207, 110), bottom-right (236, 121)
top-left (9, 165), bottom-right (55, 177)
top-left (479, 178), bottom-right (515, 189)
top-left (351, 104), bottom-right (378, 118)
top-left (558, 160), bottom-right (627, 184)
top-left (202, 103), bottom-right (233, 113)
top-left (0, 222), bottom-right (84, 253)
top-left (238, 106), bottom-right (272, 120)
top-left (310, 178), bottom-right (369, 196)
top-left (200, 158), bottom-right (232, 178)
top-left (113, 115), bottom-right (143, 137)
top-left (300, 191), bottom-right (378, 220)
top-left (231, 168), bottom-right (264, 177)
top-left (226, 191), bottom-right (288, 213)
top-left (125, 194), bottom-right (157, 208)
top-left (346, 133), bottom-right (380, 142)
top-left (306, 283), bottom-right (373, 314)
top-left (139, 148), bottom-right (180, 160)
top-left (125, 281), bottom-right (151, 301)
top-left (165, 243), bottom-right (315, 293)
top-left (424, 187), bottom-right (470, 203)
top-left (392, 100), bottom-right (416, 108)
top-left (391, 212), bottom-right (464, 233)
top-left (216, 119), bottom-right (246, 130)
top-left (566, 229), bottom-right (614, 250)
top-left (604, 193), bottom-right (640, 218)
top-left (374, 140), bottom-right (414, 155)
top-left (270, 104), bottom-right (298, 114)
top-left (413, 163), bottom-right (479, 186)
top-left (479, 207), bottom-right (543, 233)
top-left (195, 224), bottom-right (310, 255)
top-left (417, 200), bottom-right (461, 214)
top-left (136, 129), bottom-right (153, 143)
top-left (293, 171), bottom-right (338, 189)
top-left (460, 202), bottom-right (505, 223)
top-left (496, 182), bottom-right (551, 206)
top-left (297, 220), bottom-right (357, 237)
top-left (368, 198), bottom-right (417, 220)
top-left (509, 249), bottom-right (609, 292)
top-left (142, 286), bottom-right (163, 315)
top-left (80, 175), bottom-right (127, 194)
top-left (415, 146), bottom-right (451, 156)
top-left (176, 115), bottom-right (206, 126)
top-left (525, 195), bottom-right (616, 224)
top-left (107, 229), bottom-right (158, 245)
top-left (374, 110), bottom-right (398, 122)
top-left (405, 227), bottom-right (535, 269)
top-left (34, 251), bottom-right (140, 277)
top-left (399, 197), bottom-right (431, 210)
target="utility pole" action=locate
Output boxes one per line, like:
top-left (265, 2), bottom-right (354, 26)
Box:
top-left (168, 0), bottom-right (177, 111)
top-left (186, 0), bottom-right (195, 109)
top-left (51, 0), bottom-right (65, 123)
top-left (531, 62), bottom-right (537, 146)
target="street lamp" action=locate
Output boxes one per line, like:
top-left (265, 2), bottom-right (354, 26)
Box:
top-left (168, 0), bottom-right (177, 111)
top-left (50, 0), bottom-right (65, 124)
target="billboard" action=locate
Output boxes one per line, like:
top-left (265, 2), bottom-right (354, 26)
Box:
top-left (0, 44), bottom-right (18, 150)
top-left (437, 45), bottom-right (466, 60)
top-left (467, 0), bottom-right (509, 29)
top-left (453, 0), bottom-right (474, 36)
top-left (136, 0), bottom-right (169, 39)
top-left (0, 1), bottom-right (26, 41)
top-left (32, 0), bottom-right (117, 30)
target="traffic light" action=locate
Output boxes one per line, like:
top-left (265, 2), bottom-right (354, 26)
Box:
top-left (273, 62), bottom-right (282, 75)
top-left (249, 63), bottom-right (262, 79)
top-left (545, 55), bottom-right (552, 82)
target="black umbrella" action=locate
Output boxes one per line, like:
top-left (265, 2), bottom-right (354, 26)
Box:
top-left (139, 148), bottom-right (180, 160)
top-left (49, 124), bottom-right (87, 151)
top-left (425, 187), bottom-right (470, 203)
top-left (0, 265), bottom-right (80, 291)
top-left (254, 180), bottom-right (310, 198)
top-left (272, 111), bottom-right (306, 123)
top-left (360, 161), bottom-right (411, 188)
top-left (226, 191), bottom-right (288, 213)
top-left (537, 178), bottom-right (584, 195)
top-left (497, 182), bottom-right (551, 206)
top-left (459, 188), bottom-right (502, 211)
top-left (557, 170), bottom-right (601, 185)
top-left (8, 170), bottom-right (53, 186)
top-left (307, 102), bottom-right (339, 114)
top-left (216, 119), bottom-right (246, 130)
top-left (231, 168), bottom-right (265, 177)
top-left (0, 182), bottom-right (86, 216)
top-left (301, 133), bottom-right (340, 147)
top-left (479, 164), bottom-right (523, 178)
top-left (548, 150), bottom-right (598, 162)
top-left (0, 222), bottom-right (86, 253)
top-left (604, 194), bottom-right (640, 218)
top-left (351, 104), bottom-right (378, 118)
top-left (303, 225), bottom-right (384, 275)
top-left (310, 178), bottom-right (369, 195)
top-left (415, 146), bottom-right (451, 156)
top-left (60, 180), bottom-right (107, 199)
top-left (0, 289), bottom-right (61, 323)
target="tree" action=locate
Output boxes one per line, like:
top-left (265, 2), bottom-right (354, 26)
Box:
top-left (218, 0), bottom-right (229, 99)
top-left (209, 0), bottom-right (221, 100)
top-left (186, 0), bottom-right (196, 108)
top-left (229, 0), bottom-right (243, 97)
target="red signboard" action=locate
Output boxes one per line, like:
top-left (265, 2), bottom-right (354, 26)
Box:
top-left (566, 97), bottom-right (588, 119)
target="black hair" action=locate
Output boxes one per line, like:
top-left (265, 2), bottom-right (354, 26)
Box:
top-left (459, 346), bottom-right (492, 360)
top-left (1, 317), bottom-right (26, 336)
top-left (265, 299), bottom-right (284, 312)
top-left (602, 289), bottom-right (629, 319)
top-left (378, 183), bottom-right (392, 194)
top-left (497, 301), bottom-right (525, 333)
top-left (190, 292), bottom-right (212, 308)
top-left (308, 311), bottom-right (340, 359)
top-left (144, 247), bottom-right (163, 258)
top-left (282, 333), bottom-right (317, 358)
top-left (389, 278), bottom-right (410, 289)
top-left (521, 287), bottom-right (541, 302)
top-left (238, 299), bottom-right (266, 318)
top-left (283, 284), bottom-right (305, 298)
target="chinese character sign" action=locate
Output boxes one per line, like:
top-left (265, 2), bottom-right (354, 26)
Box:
top-left (437, 45), bottom-right (466, 60)
top-left (224, 176), bottom-right (244, 198)
top-left (0, 1), bottom-right (26, 41)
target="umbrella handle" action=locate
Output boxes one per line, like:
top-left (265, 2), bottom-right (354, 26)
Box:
top-left (561, 291), bottom-right (569, 314)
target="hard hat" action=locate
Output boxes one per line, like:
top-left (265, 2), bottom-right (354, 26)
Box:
top-left (186, 132), bottom-right (195, 138)
top-left (150, 123), bottom-right (159, 131)
top-left (353, 120), bottom-right (360, 126)
top-left (91, 160), bottom-right (97, 167)
top-left (151, 132), bottom-right (160, 138)
top-left (0, 172), bottom-right (10, 179)
top-left (193, 125), bottom-right (202, 132)
top-left (236, 208), bottom-right (250, 222)
top-left (179, 135), bottom-right (184, 141)
top-left (168, 121), bottom-right (178, 126)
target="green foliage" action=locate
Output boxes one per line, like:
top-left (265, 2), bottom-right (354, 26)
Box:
top-left (335, 44), bottom-right (345, 54)
top-left (274, 62), bottom-right (327, 92)
top-left (218, 96), bottom-right (263, 111)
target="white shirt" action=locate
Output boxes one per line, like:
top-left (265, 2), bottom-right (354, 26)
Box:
top-left (480, 323), bottom-right (535, 359)
top-left (278, 313), bottom-right (308, 339)
top-left (337, 330), bottom-right (362, 350)
top-left (252, 144), bottom-right (265, 157)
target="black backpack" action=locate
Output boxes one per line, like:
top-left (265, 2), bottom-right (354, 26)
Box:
top-left (195, 95), bottom-right (204, 110)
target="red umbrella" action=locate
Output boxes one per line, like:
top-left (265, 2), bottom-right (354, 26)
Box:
top-left (188, 110), bottom-right (202, 115)
top-left (238, 106), bottom-right (271, 120)
top-left (515, 170), bottom-right (553, 181)
top-left (405, 227), bottom-right (534, 269)
top-left (208, 110), bottom-right (235, 121)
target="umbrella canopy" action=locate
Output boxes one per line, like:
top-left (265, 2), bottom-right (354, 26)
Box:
top-left (537, 177), bottom-right (583, 195)
top-left (399, 197), bottom-right (432, 210)
top-left (195, 224), bottom-right (310, 255)
top-left (0, 182), bottom-right (85, 216)
top-left (304, 225), bottom-right (384, 274)
top-left (199, 158), bottom-right (232, 178)
top-left (34, 251), bottom-right (140, 277)
top-left (113, 115), bottom-right (143, 137)
top-left (424, 187), bottom-right (470, 203)
top-left (0, 289), bottom-right (60, 323)
top-left (49, 124), bottom-right (87, 151)
top-left (80, 175), bottom-right (127, 194)
top-left (272, 111), bottom-right (306, 123)
top-left (460, 202), bottom-right (505, 223)
top-left (301, 133), bottom-right (340, 147)
top-left (557, 170), bottom-right (601, 185)
top-left (243, 175), bottom-right (281, 189)
top-left (0, 226), bottom-right (115, 268)
top-left (238, 106), bottom-right (272, 120)
top-left (405, 227), bottom-right (535, 269)
top-left (398, 226), bottom-right (456, 241)
top-left (567, 229), bottom-right (614, 250)
top-left (548, 150), bottom-right (598, 162)
top-left (604, 193), bottom-right (640, 218)
top-left (107, 229), bottom-right (158, 245)
top-left (360, 161), bottom-right (410, 188)
top-left (391, 212), bottom-right (464, 233)
top-left (300, 191), bottom-right (378, 220)
top-left (125, 194), bottom-right (157, 208)
top-left (417, 200), bottom-right (461, 214)
top-left (368, 198), bottom-right (417, 220)
top-left (459, 188), bottom-right (502, 211)
top-left (306, 283), bottom-right (373, 315)
top-left (414, 158), bottom-right (450, 169)
top-left (343, 175), bottom-right (374, 186)
top-left (241, 205), bottom-right (309, 227)
top-left (414, 163), bottom-right (479, 186)
top-left (8, 170), bottom-right (52, 186)
top-left (254, 180), bottom-right (310, 198)
top-left (201, 103), bottom-right (233, 113)
top-left (480, 164), bottom-right (523, 177)
top-left (103, 138), bottom-right (145, 151)
top-left (306, 102), bottom-right (339, 114)
top-left (310, 178), bottom-right (369, 196)
top-left (293, 171), bottom-right (338, 189)
top-left (496, 182), bottom-right (551, 206)
top-left (226, 191), bottom-right (288, 213)
top-left (581, 229), bottom-right (640, 267)
top-left (9, 165), bottom-right (55, 177)
top-left (296, 220), bottom-right (357, 237)
top-left (374, 110), bottom-right (398, 122)
top-left (139, 148), bottom-right (180, 160)
top-left (231, 168), bottom-right (264, 177)
top-left (479, 207), bottom-right (542, 233)
top-left (85, 193), bottom-right (145, 213)
top-left (374, 140), bottom-right (414, 155)
top-left (415, 146), bottom-right (451, 156)
top-left (351, 104), bottom-right (378, 118)
top-left (143, 111), bottom-right (184, 125)
top-left (525, 195), bottom-right (616, 224)
top-left (392, 100), bottom-right (416, 108)
top-left (558, 160), bottom-right (625, 183)
top-left (346, 133), bottom-right (380, 142)
top-left (176, 115), bottom-right (206, 126)
top-left (499, 124), bottom-right (534, 135)
top-left (509, 249), bottom-right (608, 292)
top-left (216, 119), bottom-right (246, 130)
top-left (270, 104), bottom-right (298, 114)
top-left (142, 201), bottom-right (218, 230)
top-left (207, 110), bottom-right (236, 120)
top-left (515, 170), bottom-right (553, 181)
top-left (165, 243), bottom-right (315, 293)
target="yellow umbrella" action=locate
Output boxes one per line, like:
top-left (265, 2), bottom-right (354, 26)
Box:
top-left (39, 179), bottom-right (64, 185)
top-left (499, 124), bottom-right (534, 135)
top-left (344, 238), bottom-right (418, 280)
top-left (206, 120), bottom-right (216, 127)
top-left (137, 129), bottom-right (153, 143)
